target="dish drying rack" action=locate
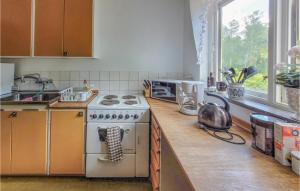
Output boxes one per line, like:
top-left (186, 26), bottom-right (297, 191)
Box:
top-left (60, 87), bottom-right (93, 102)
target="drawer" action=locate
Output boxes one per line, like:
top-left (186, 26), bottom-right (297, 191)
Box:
top-left (151, 116), bottom-right (160, 135)
top-left (151, 123), bottom-right (160, 142)
top-left (86, 154), bottom-right (135, 177)
top-left (151, 148), bottom-right (160, 168)
top-left (151, 133), bottom-right (160, 153)
top-left (150, 161), bottom-right (160, 191)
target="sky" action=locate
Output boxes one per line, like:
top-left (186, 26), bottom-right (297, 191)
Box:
top-left (222, 0), bottom-right (269, 31)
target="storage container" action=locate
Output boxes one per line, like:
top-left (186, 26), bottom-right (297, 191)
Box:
top-left (275, 123), bottom-right (300, 166)
top-left (250, 113), bottom-right (284, 156)
top-left (291, 151), bottom-right (300, 176)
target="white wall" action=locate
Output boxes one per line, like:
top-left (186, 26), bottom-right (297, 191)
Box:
top-left (3, 0), bottom-right (194, 75)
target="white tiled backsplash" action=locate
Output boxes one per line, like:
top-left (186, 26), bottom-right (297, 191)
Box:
top-left (20, 71), bottom-right (191, 95)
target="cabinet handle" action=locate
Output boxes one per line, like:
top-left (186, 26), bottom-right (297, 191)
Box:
top-left (137, 136), bottom-right (140, 144)
top-left (63, 51), bottom-right (68, 56)
top-left (77, 112), bottom-right (84, 117)
top-left (9, 112), bottom-right (17, 118)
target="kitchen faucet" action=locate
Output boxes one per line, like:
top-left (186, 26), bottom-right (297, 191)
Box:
top-left (14, 73), bottom-right (54, 93)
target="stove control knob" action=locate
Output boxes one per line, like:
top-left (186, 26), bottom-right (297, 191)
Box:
top-left (118, 114), bottom-right (123, 119)
top-left (98, 114), bottom-right (104, 119)
top-left (91, 114), bottom-right (97, 119)
top-left (105, 114), bottom-right (110, 119)
top-left (133, 114), bottom-right (139, 119)
top-left (112, 114), bottom-right (117, 119)
top-left (125, 114), bottom-right (130, 119)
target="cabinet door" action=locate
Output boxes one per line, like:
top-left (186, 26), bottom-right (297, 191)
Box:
top-left (34, 0), bottom-right (64, 56)
top-left (0, 0), bottom-right (32, 56)
top-left (11, 111), bottom-right (48, 175)
top-left (0, 111), bottom-right (12, 175)
top-left (50, 110), bottom-right (85, 175)
top-left (63, 0), bottom-right (92, 57)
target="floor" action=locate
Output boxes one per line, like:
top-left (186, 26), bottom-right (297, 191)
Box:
top-left (0, 177), bottom-right (152, 191)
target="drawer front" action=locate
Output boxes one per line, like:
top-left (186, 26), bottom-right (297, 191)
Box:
top-left (150, 161), bottom-right (160, 190)
top-left (151, 134), bottom-right (160, 158)
top-left (151, 116), bottom-right (160, 135)
top-left (86, 154), bottom-right (135, 177)
top-left (151, 149), bottom-right (160, 168)
top-left (152, 127), bottom-right (160, 146)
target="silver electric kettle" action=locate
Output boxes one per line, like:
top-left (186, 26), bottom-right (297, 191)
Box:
top-left (198, 92), bottom-right (232, 131)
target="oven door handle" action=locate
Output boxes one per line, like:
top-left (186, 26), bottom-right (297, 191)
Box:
top-left (98, 156), bottom-right (110, 162)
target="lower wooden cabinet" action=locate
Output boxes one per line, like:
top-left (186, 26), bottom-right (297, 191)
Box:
top-left (0, 111), bottom-right (12, 175)
top-left (0, 111), bottom-right (48, 175)
top-left (50, 110), bottom-right (85, 175)
top-left (150, 115), bottom-right (161, 191)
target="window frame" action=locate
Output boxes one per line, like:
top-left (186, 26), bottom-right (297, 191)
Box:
top-left (214, 0), bottom-right (298, 111)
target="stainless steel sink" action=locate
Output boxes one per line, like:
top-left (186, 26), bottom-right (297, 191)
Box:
top-left (0, 92), bottom-right (60, 104)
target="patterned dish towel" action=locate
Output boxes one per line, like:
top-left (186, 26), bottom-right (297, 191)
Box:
top-left (106, 126), bottom-right (124, 162)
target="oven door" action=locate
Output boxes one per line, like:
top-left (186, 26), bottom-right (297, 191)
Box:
top-left (86, 123), bottom-right (136, 154)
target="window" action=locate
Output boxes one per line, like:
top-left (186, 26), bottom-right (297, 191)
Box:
top-left (219, 0), bottom-right (269, 97)
top-left (276, 0), bottom-right (299, 105)
top-left (215, 0), bottom-right (299, 109)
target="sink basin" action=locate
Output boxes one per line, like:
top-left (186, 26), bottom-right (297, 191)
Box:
top-left (0, 92), bottom-right (60, 103)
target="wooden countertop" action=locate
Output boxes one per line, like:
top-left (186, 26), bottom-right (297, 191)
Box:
top-left (49, 91), bottom-right (98, 109)
top-left (147, 98), bottom-right (300, 191)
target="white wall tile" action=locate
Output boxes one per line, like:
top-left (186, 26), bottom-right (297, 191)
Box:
top-left (149, 72), bottom-right (159, 80)
top-left (50, 71), bottom-right (60, 81)
top-left (90, 81), bottom-right (100, 90)
top-left (60, 71), bottom-right (70, 81)
top-left (120, 71), bottom-right (129, 80)
top-left (120, 81), bottom-right (129, 91)
top-left (99, 81), bottom-right (109, 90)
top-left (177, 72), bottom-right (184, 80)
top-left (109, 71), bottom-right (120, 81)
top-left (100, 71), bottom-right (109, 80)
top-left (80, 71), bottom-right (89, 81)
top-left (60, 81), bottom-right (70, 89)
top-left (90, 71), bottom-right (100, 81)
top-left (70, 81), bottom-right (80, 87)
top-left (129, 81), bottom-right (139, 91)
top-left (109, 81), bottom-right (120, 90)
top-left (109, 90), bottom-right (121, 95)
top-left (138, 72), bottom-right (149, 81)
top-left (100, 90), bottom-right (109, 95)
top-left (70, 72), bottom-right (80, 80)
top-left (129, 72), bottom-right (139, 81)
top-left (167, 72), bottom-right (177, 79)
top-left (40, 71), bottom-right (50, 78)
top-left (159, 72), bottom-right (168, 79)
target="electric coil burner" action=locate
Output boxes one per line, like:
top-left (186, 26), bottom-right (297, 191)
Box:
top-left (100, 99), bottom-right (120, 106)
top-left (122, 95), bottom-right (137, 100)
top-left (104, 95), bottom-right (118, 99)
top-left (124, 100), bottom-right (138, 105)
top-left (87, 94), bottom-right (150, 178)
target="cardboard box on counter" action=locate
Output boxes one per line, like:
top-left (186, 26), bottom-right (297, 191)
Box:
top-left (274, 123), bottom-right (300, 166)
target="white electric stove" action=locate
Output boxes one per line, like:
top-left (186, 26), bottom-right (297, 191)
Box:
top-left (86, 94), bottom-right (150, 178)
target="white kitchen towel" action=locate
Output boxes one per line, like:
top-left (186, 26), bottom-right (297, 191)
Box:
top-left (106, 126), bottom-right (124, 162)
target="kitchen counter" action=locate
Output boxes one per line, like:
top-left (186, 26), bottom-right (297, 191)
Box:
top-left (49, 91), bottom-right (98, 109)
top-left (147, 98), bottom-right (300, 191)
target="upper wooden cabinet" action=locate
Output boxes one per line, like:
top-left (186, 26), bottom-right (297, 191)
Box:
top-left (63, 0), bottom-right (93, 57)
top-left (35, 0), bottom-right (92, 57)
top-left (34, 0), bottom-right (64, 56)
top-left (0, 0), bottom-right (32, 56)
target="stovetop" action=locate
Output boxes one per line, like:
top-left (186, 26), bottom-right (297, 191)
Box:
top-left (88, 94), bottom-right (150, 110)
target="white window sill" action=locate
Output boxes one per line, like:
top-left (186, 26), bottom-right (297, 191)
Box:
top-left (205, 90), bottom-right (299, 123)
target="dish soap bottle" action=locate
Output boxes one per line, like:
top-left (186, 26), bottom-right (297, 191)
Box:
top-left (83, 80), bottom-right (89, 91)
